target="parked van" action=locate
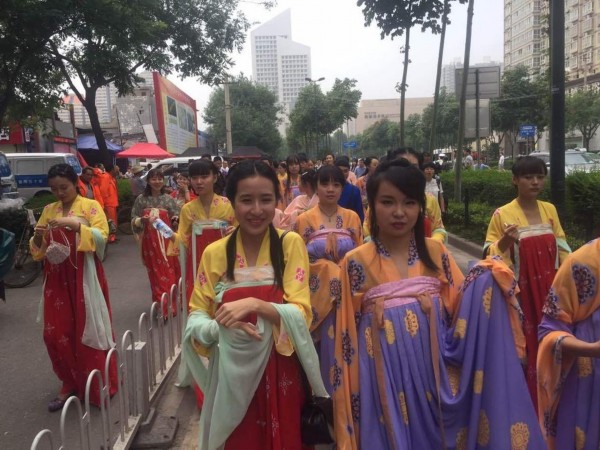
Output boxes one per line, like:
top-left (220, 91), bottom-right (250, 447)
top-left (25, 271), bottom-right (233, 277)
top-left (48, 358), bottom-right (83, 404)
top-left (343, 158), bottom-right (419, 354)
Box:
top-left (141, 156), bottom-right (202, 179)
top-left (0, 151), bottom-right (19, 199)
top-left (5, 153), bottom-right (82, 200)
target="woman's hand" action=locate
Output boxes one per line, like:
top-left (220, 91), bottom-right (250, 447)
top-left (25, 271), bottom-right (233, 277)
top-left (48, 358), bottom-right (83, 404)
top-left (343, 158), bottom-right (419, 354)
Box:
top-left (48, 217), bottom-right (81, 231)
top-left (228, 321), bottom-right (263, 341)
top-left (34, 224), bottom-right (48, 238)
top-left (215, 298), bottom-right (258, 327)
top-left (498, 223), bottom-right (519, 253)
top-left (224, 226), bottom-right (235, 236)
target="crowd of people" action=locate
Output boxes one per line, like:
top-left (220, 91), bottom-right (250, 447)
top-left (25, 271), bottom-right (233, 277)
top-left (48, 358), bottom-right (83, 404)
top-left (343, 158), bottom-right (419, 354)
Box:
top-left (27, 148), bottom-right (600, 450)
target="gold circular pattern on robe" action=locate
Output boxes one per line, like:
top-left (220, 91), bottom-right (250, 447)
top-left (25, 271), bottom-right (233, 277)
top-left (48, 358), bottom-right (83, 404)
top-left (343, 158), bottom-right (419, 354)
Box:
top-left (404, 309), bottom-right (419, 337)
top-left (456, 427), bottom-right (468, 450)
top-left (473, 370), bottom-right (484, 394)
top-left (364, 326), bottom-right (374, 358)
top-left (398, 391), bottom-right (409, 424)
top-left (510, 422), bottom-right (530, 450)
top-left (447, 364), bottom-right (461, 397)
top-left (384, 319), bottom-right (396, 344)
top-left (328, 324), bottom-right (335, 340)
top-left (454, 318), bottom-right (467, 339)
top-left (482, 287), bottom-right (492, 316)
top-left (577, 357), bottom-right (593, 378)
top-left (477, 410), bottom-right (490, 446)
top-left (575, 426), bottom-right (586, 450)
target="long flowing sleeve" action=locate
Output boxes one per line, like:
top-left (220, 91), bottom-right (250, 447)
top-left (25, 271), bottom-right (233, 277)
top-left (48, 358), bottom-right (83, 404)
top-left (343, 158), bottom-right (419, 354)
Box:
top-left (426, 194), bottom-right (447, 243)
top-left (484, 207), bottom-right (512, 266)
top-left (131, 195), bottom-right (145, 234)
top-left (433, 241), bottom-right (465, 318)
top-left (77, 199), bottom-right (108, 253)
top-left (542, 201), bottom-right (571, 265)
top-left (281, 231), bottom-right (311, 323)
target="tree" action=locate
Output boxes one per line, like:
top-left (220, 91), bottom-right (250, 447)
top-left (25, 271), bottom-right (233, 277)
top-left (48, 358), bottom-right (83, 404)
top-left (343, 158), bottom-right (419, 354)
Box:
top-left (326, 78), bottom-right (362, 132)
top-left (566, 87), bottom-right (600, 150)
top-left (360, 119), bottom-right (400, 155)
top-left (358, 0), bottom-right (446, 146)
top-left (421, 88), bottom-right (459, 149)
top-left (203, 75), bottom-right (282, 155)
top-left (288, 84), bottom-right (329, 157)
top-left (491, 65), bottom-right (549, 157)
top-left (0, 0), bottom-right (65, 128)
top-left (47, 0), bottom-right (254, 165)
top-left (404, 113), bottom-right (426, 150)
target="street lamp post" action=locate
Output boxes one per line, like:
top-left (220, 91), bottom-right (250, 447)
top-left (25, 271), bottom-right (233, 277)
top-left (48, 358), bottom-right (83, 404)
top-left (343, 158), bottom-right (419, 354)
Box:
top-left (305, 77), bottom-right (325, 159)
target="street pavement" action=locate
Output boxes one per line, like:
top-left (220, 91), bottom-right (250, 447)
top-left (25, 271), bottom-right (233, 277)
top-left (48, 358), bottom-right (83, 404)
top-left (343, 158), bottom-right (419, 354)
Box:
top-left (0, 233), bottom-right (480, 450)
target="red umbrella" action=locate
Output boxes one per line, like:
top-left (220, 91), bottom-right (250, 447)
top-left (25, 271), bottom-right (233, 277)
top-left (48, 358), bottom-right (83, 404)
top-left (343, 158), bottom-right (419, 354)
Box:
top-left (116, 143), bottom-right (174, 159)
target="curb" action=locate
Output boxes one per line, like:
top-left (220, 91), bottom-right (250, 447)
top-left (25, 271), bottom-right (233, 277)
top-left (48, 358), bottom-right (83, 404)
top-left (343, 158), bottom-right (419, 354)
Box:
top-left (447, 232), bottom-right (484, 260)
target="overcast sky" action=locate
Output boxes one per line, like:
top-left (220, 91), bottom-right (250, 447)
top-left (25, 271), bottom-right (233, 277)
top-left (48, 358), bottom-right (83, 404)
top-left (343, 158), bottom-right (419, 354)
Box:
top-left (172, 0), bottom-right (504, 129)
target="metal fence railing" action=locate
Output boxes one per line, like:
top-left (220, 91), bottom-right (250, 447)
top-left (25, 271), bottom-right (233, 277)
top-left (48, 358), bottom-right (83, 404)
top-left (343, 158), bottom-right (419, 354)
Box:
top-left (30, 277), bottom-right (187, 450)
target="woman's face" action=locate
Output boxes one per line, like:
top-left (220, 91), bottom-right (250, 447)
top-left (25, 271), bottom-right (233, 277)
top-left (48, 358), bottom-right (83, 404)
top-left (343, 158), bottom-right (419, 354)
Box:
top-left (148, 175), bottom-right (164, 193)
top-left (324, 154), bottom-right (334, 166)
top-left (234, 176), bottom-right (277, 237)
top-left (368, 159), bottom-right (379, 174)
top-left (316, 179), bottom-right (343, 206)
top-left (374, 180), bottom-right (420, 241)
top-left (49, 176), bottom-right (78, 205)
top-left (423, 167), bottom-right (435, 181)
top-left (288, 162), bottom-right (300, 176)
top-left (513, 173), bottom-right (545, 200)
top-left (190, 173), bottom-right (216, 196)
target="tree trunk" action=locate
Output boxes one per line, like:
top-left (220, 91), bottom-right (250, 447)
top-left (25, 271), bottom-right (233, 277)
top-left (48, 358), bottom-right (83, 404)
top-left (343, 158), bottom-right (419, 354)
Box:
top-left (429, 0), bottom-right (449, 154)
top-left (399, 27), bottom-right (411, 147)
top-left (83, 88), bottom-right (112, 168)
top-left (455, 0), bottom-right (475, 202)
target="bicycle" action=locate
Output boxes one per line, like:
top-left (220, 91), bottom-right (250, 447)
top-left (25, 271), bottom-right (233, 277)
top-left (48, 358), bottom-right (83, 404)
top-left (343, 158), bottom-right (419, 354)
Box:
top-left (4, 209), bottom-right (43, 288)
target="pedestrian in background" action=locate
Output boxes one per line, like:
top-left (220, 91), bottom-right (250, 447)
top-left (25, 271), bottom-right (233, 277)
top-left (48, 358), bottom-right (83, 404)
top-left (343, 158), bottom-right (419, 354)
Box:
top-left (423, 162), bottom-right (445, 214)
top-left (129, 165), bottom-right (146, 198)
top-left (131, 168), bottom-right (181, 318)
top-left (353, 157), bottom-right (367, 178)
top-left (78, 166), bottom-right (104, 209)
top-left (170, 171), bottom-right (196, 208)
top-left (484, 155), bottom-right (571, 411)
top-left (334, 156), bottom-right (364, 223)
top-left (498, 150), bottom-right (506, 171)
top-left (279, 154), bottom-right (301, 209)
top-left (356, 156), bottom-right (379, 210)
top-left (31, 163), bottom-right (117, 412)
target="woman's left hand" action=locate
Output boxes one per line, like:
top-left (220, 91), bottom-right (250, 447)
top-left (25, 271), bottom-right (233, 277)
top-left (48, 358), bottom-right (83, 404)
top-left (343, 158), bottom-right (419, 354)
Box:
top-left (215, 298), bottom-right (258, 327)
top-left (224, 226), bottom-right (235, 236)
top-left (48, 217), bottom-right (81, 231)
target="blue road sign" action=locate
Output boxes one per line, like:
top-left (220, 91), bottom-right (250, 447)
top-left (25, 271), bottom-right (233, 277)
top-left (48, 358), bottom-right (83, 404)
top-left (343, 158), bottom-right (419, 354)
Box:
top-left (519, 124), bottom-right (536, 138)
top-left (343, 140), bottom-right (357, 149)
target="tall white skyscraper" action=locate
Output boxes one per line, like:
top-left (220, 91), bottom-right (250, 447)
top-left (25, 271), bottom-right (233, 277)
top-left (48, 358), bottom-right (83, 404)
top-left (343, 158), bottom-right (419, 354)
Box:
top-left (251, 10), bottom-right (312, 129)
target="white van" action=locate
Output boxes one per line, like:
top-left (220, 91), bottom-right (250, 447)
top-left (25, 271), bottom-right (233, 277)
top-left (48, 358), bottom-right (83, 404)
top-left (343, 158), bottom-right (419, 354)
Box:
top-left (5, 153), bottom-right (82, 200)
top-left (0, 151), bottom-right (18, 199)
top-left (141, 156), bottom-right (208, 180)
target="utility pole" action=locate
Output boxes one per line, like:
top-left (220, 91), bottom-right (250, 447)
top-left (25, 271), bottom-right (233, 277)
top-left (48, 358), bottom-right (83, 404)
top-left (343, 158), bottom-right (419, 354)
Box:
top-left (550, 0), bottom-right (565, 216)
top-left (224, 76), bottom-right (233, 155)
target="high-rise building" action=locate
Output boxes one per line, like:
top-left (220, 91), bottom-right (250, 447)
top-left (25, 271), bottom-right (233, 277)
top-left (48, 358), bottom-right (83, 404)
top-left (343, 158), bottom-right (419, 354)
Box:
top-left (504, 0), bottom-right (600, 87)
top-left (251, 9), bottom-right (312, 130)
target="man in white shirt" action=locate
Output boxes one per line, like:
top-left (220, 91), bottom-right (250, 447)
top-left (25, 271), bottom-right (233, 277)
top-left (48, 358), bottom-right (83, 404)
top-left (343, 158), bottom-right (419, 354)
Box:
top-left (498, 151), bottom-right (505, 171)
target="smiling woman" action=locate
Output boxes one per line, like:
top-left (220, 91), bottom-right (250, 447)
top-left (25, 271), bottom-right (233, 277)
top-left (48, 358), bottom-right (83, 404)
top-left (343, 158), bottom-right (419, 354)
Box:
top-left (183, 160), bottom-right (327, 450)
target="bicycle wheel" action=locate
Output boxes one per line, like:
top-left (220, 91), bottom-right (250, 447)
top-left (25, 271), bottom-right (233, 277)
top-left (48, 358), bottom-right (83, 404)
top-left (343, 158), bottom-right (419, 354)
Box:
top-left (117, 207), bottom-right (133, 235)
top-left (4, 244), bottom-right (42, 288)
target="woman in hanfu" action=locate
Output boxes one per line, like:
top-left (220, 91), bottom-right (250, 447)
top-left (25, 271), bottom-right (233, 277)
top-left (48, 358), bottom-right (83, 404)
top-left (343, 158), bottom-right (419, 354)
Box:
top-left (170, 171), bottom-right (197, 208)
top-left (31, 164), bottom-right (117, 412)
top-left (355, 156), bottom-right (378, 210)
top-left (484, 155), bottom-right (571, 410)
top-left (131, 168), bottom-right (181, 317)
top-left (295, 164), bottom-right (362, 394)
top-left (279, 154), bottom-right (302, 209)
top-left (537, 237), bottom-right (600, 450)
top-left (183, 160), bottom-right (328, 450)
top-left (169, 160), bottom-right (236, 305)
top-left (279, 169), bottom-right (319, 230)
top-left (333, 159), bottom-right (545, 450)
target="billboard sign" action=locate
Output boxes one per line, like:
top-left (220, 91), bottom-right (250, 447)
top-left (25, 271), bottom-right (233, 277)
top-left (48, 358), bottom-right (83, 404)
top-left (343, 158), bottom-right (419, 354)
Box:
top-left (153, 72), bottom-right (198, 155)
top-left (455, 66), bottom-right (501, 100)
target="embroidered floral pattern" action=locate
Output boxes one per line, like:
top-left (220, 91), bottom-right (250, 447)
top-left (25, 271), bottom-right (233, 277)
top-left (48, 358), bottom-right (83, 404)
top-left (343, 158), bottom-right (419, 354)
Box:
top-left (341, 330), bottom-right (355, 365)
top-left (572, 264), bottom-right (597, 304)
top-left (374, 239), bottom-right (390, 257)
top-left (542, 288), bottom-right (560, 318)
top-left (310, 307), bottom-right (319, 327)
top-left (463, 265), bottom-right (486, 291)
top-left (197, 272), bottom-right (207, 286)
top-left (309, 274), bottom-right (320, 293)
top-left (330, 359), bottom-right (342, 391)
top-left (335, 215), bottom-right (343, 229)
top-left (330, 278), bottom-right (342, 308)
top-left (347, 259), bottom-right (366, 294)
top-left (408, 238), bottom-right (418, 266)
top-left (351, 394), bottom-right (360, 422)
top-left (295, 267), bottom-right (305, 282)
top-left (235, 253), bottom-right (245, 268)
top-left (303, 226), bottom-right (315, 239)
top-left (441, 252), bottom-right (454, 286)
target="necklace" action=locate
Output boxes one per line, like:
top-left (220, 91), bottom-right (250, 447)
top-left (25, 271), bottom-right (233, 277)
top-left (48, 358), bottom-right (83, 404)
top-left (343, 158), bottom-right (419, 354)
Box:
top-left (319, 205), bottom-right (337, 222)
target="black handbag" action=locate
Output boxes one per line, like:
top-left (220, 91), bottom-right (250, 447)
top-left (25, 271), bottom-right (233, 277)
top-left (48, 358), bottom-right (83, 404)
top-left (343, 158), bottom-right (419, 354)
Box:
top-left (300, 370), bottom-right (334, 445)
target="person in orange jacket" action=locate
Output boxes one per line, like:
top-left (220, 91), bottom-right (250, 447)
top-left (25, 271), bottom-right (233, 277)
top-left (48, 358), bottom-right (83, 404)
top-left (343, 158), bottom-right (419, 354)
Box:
top-left (96, 164), bottom-right (120, 243)
top-left (77, 166), bottom-right (104, 208)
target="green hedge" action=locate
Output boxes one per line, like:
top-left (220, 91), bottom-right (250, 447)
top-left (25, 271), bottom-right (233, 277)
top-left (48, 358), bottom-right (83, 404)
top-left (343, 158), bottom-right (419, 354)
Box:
top-left (440, 169), bottom-right (600, 251)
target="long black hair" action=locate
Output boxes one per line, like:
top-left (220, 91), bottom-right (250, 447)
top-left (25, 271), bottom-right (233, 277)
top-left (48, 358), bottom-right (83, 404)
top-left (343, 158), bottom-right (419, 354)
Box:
top-left (316, 164), bottom-right (346, 187)
top-left (512, 155), bottom-right (548, 177)
top-left (285, 154), bottom-right (300, 195)
top-left (366, 159), bottom-right (438, 273)
top-left (48, 163), bottom-right (79, 186)
top-left (188, 159), bottom-right (219, 177)
top-left (224, 160), bottom-right (285, 288)
top-left (144, 168), bottom-right (166, 196)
